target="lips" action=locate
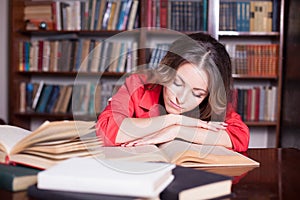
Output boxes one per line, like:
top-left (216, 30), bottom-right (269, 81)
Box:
top-left (169, 99), bottom-right (182, 110)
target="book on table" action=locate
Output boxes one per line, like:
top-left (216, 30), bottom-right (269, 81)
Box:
top-left (100, 138), bottom-right (260, 168)
top-left (29, 164), bottom-right (232, 200)
top-left (160, 166), bottom-right (232, 200)
top-left (0, 164), bottom-right (41, 192)
top-left (37, 157), bottom-right (175, 199)
top-left (28, 184), bottom-right (149, 200)
top-left (0, 120), bottom-right (102, 170)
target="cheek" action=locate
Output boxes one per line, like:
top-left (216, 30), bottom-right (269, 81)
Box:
top-left (185, 97), bottom-right (204, 110)
top-left (163, 85), bottom-right (176, 99)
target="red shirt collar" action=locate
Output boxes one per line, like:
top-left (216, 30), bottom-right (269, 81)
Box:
top-left (139, 84), bottom-right (162, 111)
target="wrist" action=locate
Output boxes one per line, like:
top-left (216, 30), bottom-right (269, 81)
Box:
top-left (165, 114), bottom-right (181, 126)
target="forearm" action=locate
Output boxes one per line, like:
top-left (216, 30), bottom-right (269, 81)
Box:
top-left (115, 114), bottom-right (179, 143)
top-left (176, 126), bottom-right (233, 148)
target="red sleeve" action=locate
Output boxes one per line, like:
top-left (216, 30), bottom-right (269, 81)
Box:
top-left (95, 74), bottom-right (144, 146)
top-left (225, 109), bottom-right (250, 152)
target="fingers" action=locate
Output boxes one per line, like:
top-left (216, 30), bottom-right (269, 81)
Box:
top-left (209, 121), bottom-right (228, 130)
top-left (198, 120), bottom-right (227, 131)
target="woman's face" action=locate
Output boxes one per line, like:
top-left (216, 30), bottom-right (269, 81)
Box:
top-left (163, 63), bottom-right (209, 114)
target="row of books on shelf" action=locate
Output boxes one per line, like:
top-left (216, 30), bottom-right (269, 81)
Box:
top-left (19, 81), bottom-right (120, 115)
top-left (225, 43), bottom-right (279, 76)
top-left (219, 0), bottom-right (280, 32)
top-left (24, 0), bottom-right (139, 31)
top-left (145, 0), bottom-right (207, 31)
top-left (149, 43), bottom-right (170, 66)
top-left (19, 39), bottom-right (138, 73)
top-left (234, 86), bottom-right (277, 122)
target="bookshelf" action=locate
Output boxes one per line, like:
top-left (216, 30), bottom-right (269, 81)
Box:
top-left (214, 0), bottom-right (285, 147)
top-left (8, 0), bottom-right (284, 147)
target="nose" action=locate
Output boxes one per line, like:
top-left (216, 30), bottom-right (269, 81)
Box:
top-left (176, 88), bottom-right (188, 105)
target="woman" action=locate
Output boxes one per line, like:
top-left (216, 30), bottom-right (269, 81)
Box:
top-left (96, 32), bottom-right (249, 152)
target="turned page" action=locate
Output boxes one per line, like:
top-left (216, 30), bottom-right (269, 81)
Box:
top-left (158, 139), bottom-right (259, 167)
top-left (0, 125), bottom-right (31, 163)
top-left (10, 121), bottom-right (96, 155)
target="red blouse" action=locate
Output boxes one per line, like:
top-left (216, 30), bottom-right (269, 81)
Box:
top-left (96, 74), bottom-right (249, 152)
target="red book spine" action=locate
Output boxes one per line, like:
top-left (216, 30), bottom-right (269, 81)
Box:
top-left (147, 0), bottom-right (152, 27)
top-left (51, 2), bottom-right (57, 31)
top-left (255, 87), bottom-right (260, 121)
top-left (38, 41), bottom-right (44, 72)
top-left (160, 0), bottom-right (168, 28)
top-left (247, 89), bottom-right (252, 121)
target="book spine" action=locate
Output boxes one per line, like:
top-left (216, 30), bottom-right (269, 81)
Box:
top-left (0, 171), bottom-right (14, 191)
top-left (160, 0), bottom-right (168, 28)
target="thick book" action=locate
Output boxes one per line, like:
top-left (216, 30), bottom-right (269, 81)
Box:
top-left (28, 184), bottom-right (146, 200)
top-left (0, 120), bottom-right (101, 169)
top-left (160, 166), bottom-right (232, 200)
top-left (29, 166), bottom-right (232, 200)
top-left (0, 164), bottom-right (41, 192)
top-left (37, 157), bottom-right (175, 198)
top-left (100, 139), bottom-right (260, 168)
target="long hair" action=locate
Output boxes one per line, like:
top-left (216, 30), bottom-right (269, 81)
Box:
top-left (137, 32), bottom-right (233, 121)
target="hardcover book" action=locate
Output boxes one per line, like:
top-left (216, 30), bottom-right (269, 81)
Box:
top-left (160, 166), bottom-right (232, 200)
top-left (28, 184), bottom-right (142, 200)
top-left (37, 157), bottom-right (175, 198)
top-left (0, 120), bottom-right (101, 169)
top-left (0, 164), bottom-right (40, 192)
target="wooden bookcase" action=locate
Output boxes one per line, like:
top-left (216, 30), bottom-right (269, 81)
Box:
top-left (214, 0), bottom-right (285, 147)
top-left (8, 0), bottom-right (284, 147)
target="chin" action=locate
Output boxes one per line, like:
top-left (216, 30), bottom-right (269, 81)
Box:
top-left (166, 107), bottom-right (183, 115)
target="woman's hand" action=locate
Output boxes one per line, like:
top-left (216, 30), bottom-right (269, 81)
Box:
top-left (121, 119), bottom-right (228, 147)
top-left (121, 125), bottom-right (180, 146)
top-left (205, 121), bottom-right (228, 131)
top-left (172, 114), bottom-right (227, 131)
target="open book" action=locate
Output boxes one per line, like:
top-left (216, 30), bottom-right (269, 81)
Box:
top-left (99, 139), bottom-right (259, 168)
top-left (0, 121), bottom-right (102, 169)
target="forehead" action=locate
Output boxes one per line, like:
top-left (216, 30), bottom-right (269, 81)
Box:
top-left (176, 63), bottom-right (208, 89)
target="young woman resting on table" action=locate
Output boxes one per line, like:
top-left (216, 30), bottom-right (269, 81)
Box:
top-left (96, 32), bottom-right (249, 152)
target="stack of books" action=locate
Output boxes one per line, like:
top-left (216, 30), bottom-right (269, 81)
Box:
top-left (0, 121), bottom-right (260, 199)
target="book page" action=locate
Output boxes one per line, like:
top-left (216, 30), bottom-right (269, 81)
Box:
top-left (159, 139), bottom-right (259, 167)
top-left (99, 145), bottom-right (169, 163)
top-left (0, 125), bottom-right (31, 158)
top-left (10, 121), bottom-right (96, 154)
top-left (24, 137), bottom-right (102, 154)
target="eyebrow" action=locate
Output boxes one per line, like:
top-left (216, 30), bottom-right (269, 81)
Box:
top-left (193, 88), bottom-right (208, 94)
top-left (177, 76), bottom-right (208, 94)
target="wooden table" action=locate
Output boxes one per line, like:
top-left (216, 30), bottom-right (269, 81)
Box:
top-left (1, 148), bottom-right (300, 199)
top-left (231, 148), bottom-right (300, 199)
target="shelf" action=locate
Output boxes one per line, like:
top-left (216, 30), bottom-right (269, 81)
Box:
top-left (17, 71), bottom-right (126, 77)
top-left (19, 30), bottom-right (126, 36)
top-left (14, 112), bottom-right (277, 127)
top-left (232, 74), bottom-right (278, 79)
top-left (143, 28), bottom-right (209, 35)
top-left (218, 31), bottom-right (280, 37)
top-left (245, 121), bottom-right (277, 127)
top-left (15, 112), bottom-right (97, 121)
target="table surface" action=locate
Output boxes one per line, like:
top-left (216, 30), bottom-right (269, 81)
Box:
top-left (232, 148), bottom-right (300, 199)
top-left (1, 148), bottom-right (300, 199)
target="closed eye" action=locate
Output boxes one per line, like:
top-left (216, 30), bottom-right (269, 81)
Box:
top-left (173, 76), bottom-right (184, 86)
top-left (192, 89), bottom-right (207, 98)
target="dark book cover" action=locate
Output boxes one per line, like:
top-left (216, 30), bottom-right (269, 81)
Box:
top-left (35, 84), bottom-right (53, 113)
top-left (45, 85), bottom-right (60, 113)
top-left (28, 184), bottom-right (145, 200)
top-left (0, 164), bottom-right (41, 192)
top-left (160, 166), bottom-right (232, 200)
